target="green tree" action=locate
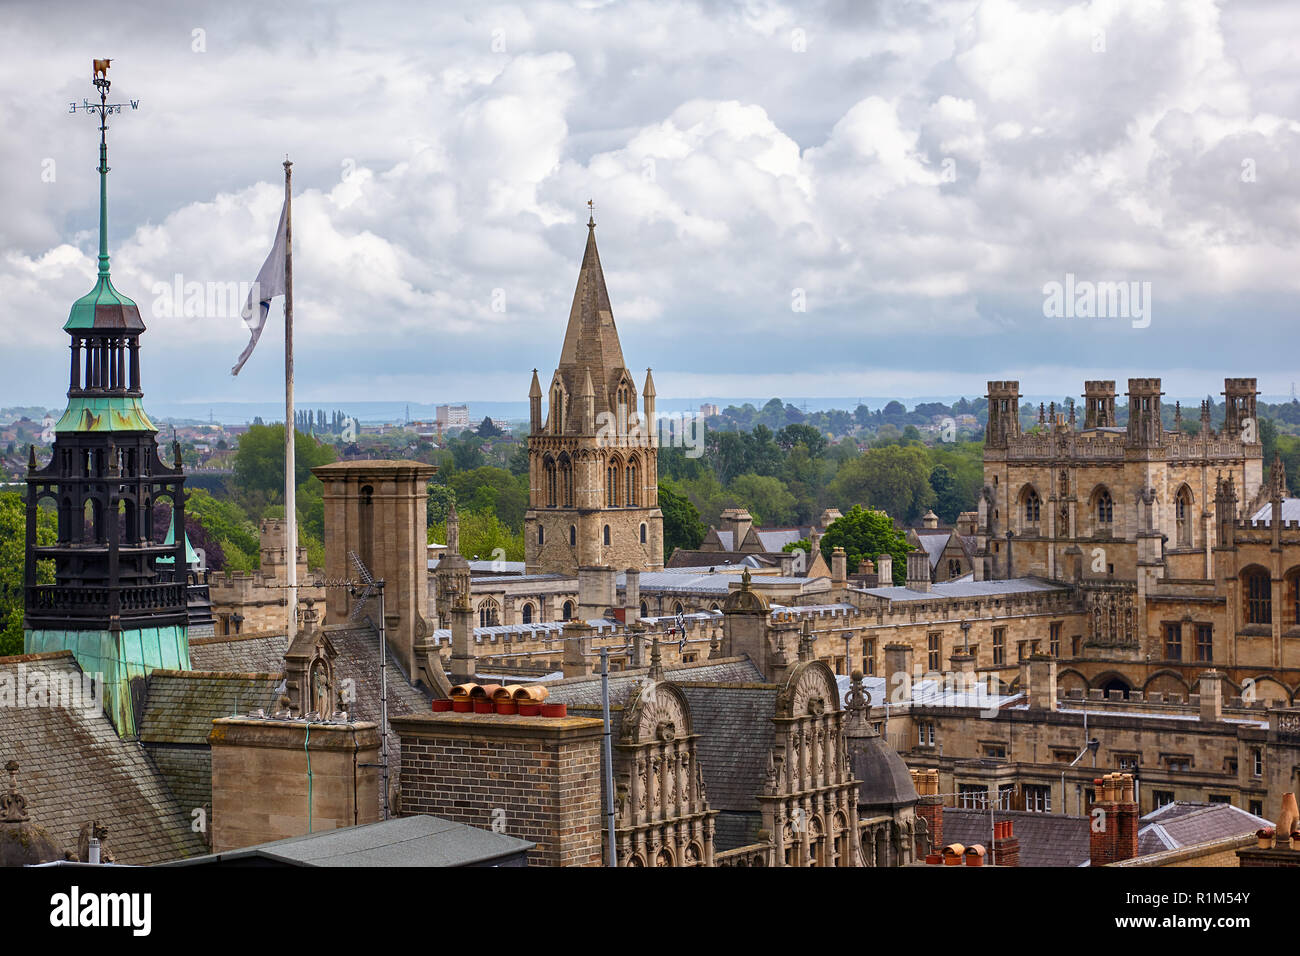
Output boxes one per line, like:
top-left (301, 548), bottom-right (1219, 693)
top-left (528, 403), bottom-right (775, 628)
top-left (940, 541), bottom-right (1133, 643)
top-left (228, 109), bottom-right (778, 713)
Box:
top-left (233, 425), bottom-right (337, 501)
top-left (828, 444), bottom-right (935, 523)
top-left (429, 510), bottom-right (523, 561)
top-left (476, 416), bottom-right (503, 438)
top-left (0, 492), bottom-right (56, 656)
top-left (819, 505), bottom-right (909, 585)
top-left (448, 467), bottom-right (529, 530)
top-left (728, 472), bottom-right (797, 526)
top-left (427, 484), bottom-right (456, 526)
top-left (185, 488), bottom-right (260, 572)
top-left (659, 479), bottom-right (706, 560)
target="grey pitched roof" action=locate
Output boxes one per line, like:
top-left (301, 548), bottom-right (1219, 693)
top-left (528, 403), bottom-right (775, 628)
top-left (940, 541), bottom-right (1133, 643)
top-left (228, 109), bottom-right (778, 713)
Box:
top-left (543, 657), bottom-right (764, 709)
top-left (190, 632), bottom-right (288, 673)
top-left (856, 576), bottom-right (1069, 603)
top-left (940, 808), bottom-right (1091, 867)
top-left (679, 684), bottom-right (778, 814)
top-left (140, 671), bottom-right (284, 745)
top-left (163, 814), bottom-right (533, 867)
top-left (0, 651), bottom-right (207, 865)
top-left (912, 531), bottom-right (950, 570)
top-left (754, 529), bottom-right (806, 551)
top-left (1250, 497), bottom-right (1300, 525)
top-left (1138, 802), bottom-right (1270, 855)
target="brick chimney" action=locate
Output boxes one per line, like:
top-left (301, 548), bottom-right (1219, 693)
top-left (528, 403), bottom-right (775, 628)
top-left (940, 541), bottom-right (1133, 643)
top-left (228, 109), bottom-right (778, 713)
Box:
top-left (991, 820), bottom-right (1019, 867)
top-left (912, 769), bottom-right (943, 857)
top-left (1089, 772), bottom-right (1139, 866)
top-left (392, 710), bottom-right (606, 866)
top-left (719, 508), bottom-right (753, 549)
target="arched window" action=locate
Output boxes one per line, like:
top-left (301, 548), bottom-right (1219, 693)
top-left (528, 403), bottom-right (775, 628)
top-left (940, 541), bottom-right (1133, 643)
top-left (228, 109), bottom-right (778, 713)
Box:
top-left (1095, 488), bottom-right (1114, 526)
top-left (521, 603), bottom-right (534, 625)
top-left (606, 459), bottom-right (621, 507)
top-left (551, 386), bottom-right (565, 434)
top-left (562, 600), bottom-right (574, 621)
top-left (1287, 570), bottom-right (1300, 627)
top-left (626, 459), bottom-right (638, 507)
top-left (640, 522), bottom-right (647, 544)
top-left (478, 599), bottom-right (501, 628)
top-left (948, 558), bottom-right (962, 578)
top-left (544, 456), bottom-right (557, 508)
top-left (673, 601), bottom-right (684, 615)
top-left (1022, 487), bottom-right (1040, 525)
top-left (603, 524), bottom-right (611, 546)
top-left (538, 525), bottom-right (544, 546)
top-left (1244, 567), bottom-right (1272, 625)
top-left (1175, 486), bottom-right (1193, 548)
top-left (569, 524), bottom-right (577, 547)
top-left (559, 454), bottom-right (574, 507)
top-left (640, 600), bottom-right (648, 617)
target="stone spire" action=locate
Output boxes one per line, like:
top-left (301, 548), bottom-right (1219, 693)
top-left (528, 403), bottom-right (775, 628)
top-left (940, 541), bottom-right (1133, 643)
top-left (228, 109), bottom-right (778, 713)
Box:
top-left (649, 634), bottom-right (664, 681)
top-left (555, 215), bottom-right (626, 419)
top-left (447, 499), bottom-right (460, 552)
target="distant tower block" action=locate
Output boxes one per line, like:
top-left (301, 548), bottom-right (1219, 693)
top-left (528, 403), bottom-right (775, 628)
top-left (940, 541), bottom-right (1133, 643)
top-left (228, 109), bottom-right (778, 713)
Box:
top-left (1083, 380), bottom-right (1117, 428)
top-left (312, 460), bottom-right (436, 679)
top-left (524, 211), bottom-right (664, 575)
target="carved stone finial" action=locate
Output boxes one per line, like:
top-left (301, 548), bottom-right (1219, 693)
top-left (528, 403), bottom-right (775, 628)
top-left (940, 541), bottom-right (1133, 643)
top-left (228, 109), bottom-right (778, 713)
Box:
top-left (1, 760), bottom-right (30, 823)
top-left (649, 635), bottom-right (664, 681)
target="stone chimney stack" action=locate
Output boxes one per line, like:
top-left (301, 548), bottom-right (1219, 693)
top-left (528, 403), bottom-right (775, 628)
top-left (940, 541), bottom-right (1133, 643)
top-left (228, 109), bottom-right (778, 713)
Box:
top-left (884, 642), bottom-right (914, 703)
top-left (1027, 651), bottom-right (1057, 711)
top-left (876, 552), bottom-right (893, 586)
top-left (624, 568), bottom-right (641, 621)
top-left (922, 510), bottom-right (939, 530)
top-left (1199, 669), bottom-right (1223, 722)
top-left (906, 551), bottom-right (931, 592)
top-left (449, 595), bottom-right (476, 684)
top-left (563, 620), bottom-right (594, 678)
top-left (1089, 773), bottom-right (1139, 866)
top-left (719, 508), bottom-right (753, 549)
top-left (831, 546), bottom-right (847, 585)
top-left (577, 566), bottom-right (617, 620)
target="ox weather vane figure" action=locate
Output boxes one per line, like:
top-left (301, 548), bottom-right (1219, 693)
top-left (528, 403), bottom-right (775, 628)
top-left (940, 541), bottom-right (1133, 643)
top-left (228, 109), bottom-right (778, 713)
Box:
top-left (69, 60), bottom-right (139, 277)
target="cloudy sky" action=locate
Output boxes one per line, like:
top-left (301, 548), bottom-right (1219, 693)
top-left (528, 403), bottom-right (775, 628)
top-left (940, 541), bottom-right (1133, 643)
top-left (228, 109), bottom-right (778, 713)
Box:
top-left (1, 0), bottom-right (1297, 411)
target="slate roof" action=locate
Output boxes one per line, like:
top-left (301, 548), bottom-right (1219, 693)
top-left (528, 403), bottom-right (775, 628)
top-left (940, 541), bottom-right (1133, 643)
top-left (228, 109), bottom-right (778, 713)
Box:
top-left (190, 632), bottom-right (287, 673)
top-left (856, 576), bottom-right (1069, 603)
top-left (754, 529), bottom-right (806, 551)
top-left (1250, 497), bottom-right (1300, 525)
top-left (163, 814), bottom-right (533, 867)
top-left (911, 530), bottom-right (951, 570)
top-left (665, 550), bottom-right (772, 570)
top-left (1137, 802), bottom-right (1270, 855)
top-left (679, 683), bottom-right (778, 814)
top-left (941, 808), bottom-right (1091, 867)
top-left (543, 657), bottom-right (763, 709)
top-left (0, 651), bottom-right (207, 865)
top-left (140, 671), bottom-right (284, 745)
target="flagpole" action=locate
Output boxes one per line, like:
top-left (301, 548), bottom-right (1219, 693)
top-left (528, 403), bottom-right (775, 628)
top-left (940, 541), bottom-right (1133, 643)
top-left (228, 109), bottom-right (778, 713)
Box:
top-left (283, 158), bottom-right (297, 644)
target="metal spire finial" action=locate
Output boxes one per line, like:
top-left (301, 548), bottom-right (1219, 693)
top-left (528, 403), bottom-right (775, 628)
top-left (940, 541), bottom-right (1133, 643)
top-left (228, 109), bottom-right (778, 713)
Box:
top-left (70, 59), bottom-right (139, 280)
top-left (587, 198), bottom-right (595, 228)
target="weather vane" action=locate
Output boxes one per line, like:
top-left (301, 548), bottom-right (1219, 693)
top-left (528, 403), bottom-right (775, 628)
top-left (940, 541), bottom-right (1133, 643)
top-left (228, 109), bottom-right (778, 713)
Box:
top-left (68, 59), bottom-right (139, 170)
top-left (587, 198), bottom-right (595, 227)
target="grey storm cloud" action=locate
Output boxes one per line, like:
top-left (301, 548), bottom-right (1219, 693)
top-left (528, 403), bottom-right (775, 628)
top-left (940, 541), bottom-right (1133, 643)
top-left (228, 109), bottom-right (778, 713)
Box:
top-left (1, 0), bottom-right (1297, 410)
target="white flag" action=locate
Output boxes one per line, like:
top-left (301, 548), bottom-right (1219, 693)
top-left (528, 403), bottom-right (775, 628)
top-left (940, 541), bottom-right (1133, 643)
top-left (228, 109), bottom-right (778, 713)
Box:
top-left (231, 195), bottom-right (289, 376)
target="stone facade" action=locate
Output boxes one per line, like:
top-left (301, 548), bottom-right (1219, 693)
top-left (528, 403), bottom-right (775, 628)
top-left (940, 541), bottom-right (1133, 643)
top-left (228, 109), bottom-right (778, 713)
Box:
top-left (208, 518), bottom-right (326, 636)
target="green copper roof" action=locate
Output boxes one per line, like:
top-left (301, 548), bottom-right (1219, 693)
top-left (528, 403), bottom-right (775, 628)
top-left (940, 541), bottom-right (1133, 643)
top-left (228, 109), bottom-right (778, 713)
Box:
top-left (156, 510), bottom-right (199, 566)
top-left (55, 395), bottom-right (156, 433)
top-left (65, 273), bottom-right (145, 331)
